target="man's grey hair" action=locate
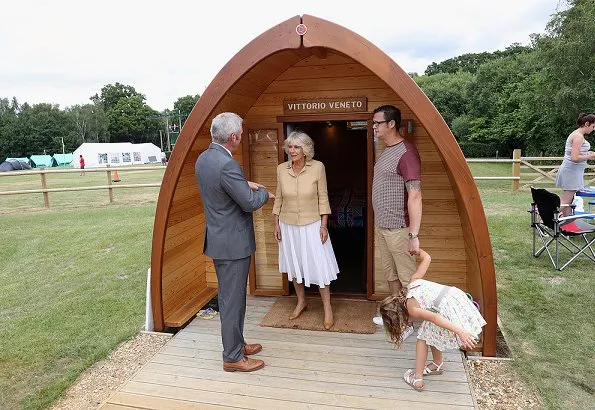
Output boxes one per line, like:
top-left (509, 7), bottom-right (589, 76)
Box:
top-left (284, 131), bottom-right (315, 161)
top-left (210, 112), bottom-right (243, 144)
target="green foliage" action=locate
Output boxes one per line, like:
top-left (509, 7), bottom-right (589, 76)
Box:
top-left (105, 96), bottom-right (160, 144)
top-left (424, 43), bottom-right (531, 76)
top-left (92, 83), bottom-right (161, 145)
top-left (0, 83), bottom-right (194, 158)
top-left (415, 71), bottom-right (475, 126)
top-left (63, 103), bottom-right (109, 147)
top-left (418, 0), bottom-right (595, 157)
top-left (173, 94), bottom-right (200, 119)
top-left (530, 0), bottom-right (595, 149)
top-left (10, 103), bottom-right (72, 157)
top-left (91, 82), bottom-right (146, 112)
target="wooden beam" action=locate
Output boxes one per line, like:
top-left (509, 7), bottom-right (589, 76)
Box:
top-left (311, 46), bottom-right (327, 59)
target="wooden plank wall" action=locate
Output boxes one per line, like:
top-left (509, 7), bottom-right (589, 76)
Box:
top-left (162, 146), bottom-right (208, 319)
top-left (159, 50), bottom-right (307, 325)
top-left (249, 129), bottom-right (283, 290)
top-left (161, 134), bottom-right (250, 320)
top-left (245, 51), bottom-right (468, 295)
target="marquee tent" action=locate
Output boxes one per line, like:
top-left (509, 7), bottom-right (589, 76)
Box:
top-left (29, 155), bottom-right (53, 168)
top-left (52, 153), bottom-right (74, 167)
top-left (72, 143), bottom-right (164, 168)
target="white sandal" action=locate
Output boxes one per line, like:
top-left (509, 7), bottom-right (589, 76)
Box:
top-left (423, 361), bottom-right (444, 375)
top-left (403, 369), bottom-right (424, 392)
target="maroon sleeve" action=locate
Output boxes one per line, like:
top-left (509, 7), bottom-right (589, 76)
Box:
top-left (397, 143), bottom-right (421, 182)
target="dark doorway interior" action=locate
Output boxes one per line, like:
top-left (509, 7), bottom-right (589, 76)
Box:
top-left (285, 121), bottom-right (367, 294)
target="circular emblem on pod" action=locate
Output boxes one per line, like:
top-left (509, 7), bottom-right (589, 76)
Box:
top-left (295, 24), bottom-right (308, 36)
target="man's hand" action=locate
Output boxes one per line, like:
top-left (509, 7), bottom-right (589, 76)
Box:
top-left (247, 181), bottom-right (265, 191)
top-left (408, 237), bottom-right (420, 255)
top-left (268, 191), bottom-right (275, 200)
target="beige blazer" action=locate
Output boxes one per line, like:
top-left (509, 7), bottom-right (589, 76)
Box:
top-left (272, 159), bottom-right (332, 225)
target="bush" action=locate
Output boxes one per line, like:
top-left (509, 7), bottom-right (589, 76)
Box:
top-left (458, 140), bottom-right (501, 158)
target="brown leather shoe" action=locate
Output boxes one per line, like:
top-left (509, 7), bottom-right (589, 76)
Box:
top-left (223, 357), bottom-right (265, 372)
top-left (242, 343), bottom-right (262, 355)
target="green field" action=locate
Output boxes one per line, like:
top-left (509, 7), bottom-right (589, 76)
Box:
top-left (0, 163), bottom-right (593, 409)
top-left (0, 166), bottom-right (165, 213)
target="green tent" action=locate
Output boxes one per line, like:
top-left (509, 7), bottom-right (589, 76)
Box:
top-left (29, 155), bottom-right (54, 168)
top-left (52, 153), bottom-right (74, 167)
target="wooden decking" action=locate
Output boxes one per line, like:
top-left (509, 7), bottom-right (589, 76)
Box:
top-left (100, 296), bottom-right (477, 409)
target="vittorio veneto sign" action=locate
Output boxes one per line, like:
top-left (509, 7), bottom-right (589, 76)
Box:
top-left (283, 97), bottom-right (367, 115)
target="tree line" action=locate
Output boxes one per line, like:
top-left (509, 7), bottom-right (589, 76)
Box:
top-left (0, 83), bottom-right (199, 160)
top-left (415, 0), bottom-right (595, 157)
top-left (1, 0), bottom-right (592, 160)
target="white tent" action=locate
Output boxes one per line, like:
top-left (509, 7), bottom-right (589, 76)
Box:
top-left (72, 143), bottom-right (164, 168)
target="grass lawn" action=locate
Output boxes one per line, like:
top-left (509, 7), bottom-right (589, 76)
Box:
top-left (0, 168), bottom-right (160, 409)
top-left (469, 163), bottom-right (595, 409)
top-left (0, 163), bottom-right (593, 409)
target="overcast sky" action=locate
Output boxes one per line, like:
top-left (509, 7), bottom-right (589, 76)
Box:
top-left (0, 0), bottom-right (564, 112)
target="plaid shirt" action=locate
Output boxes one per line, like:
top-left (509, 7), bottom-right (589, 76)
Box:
top-left (372, 140), bottom-right (421, 228)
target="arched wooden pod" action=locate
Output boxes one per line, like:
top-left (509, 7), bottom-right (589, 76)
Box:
top-left (151, 15), bottom-right (497, 356)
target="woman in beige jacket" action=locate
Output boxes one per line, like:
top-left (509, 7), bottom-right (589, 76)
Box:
top-left (273, 131), bottom-right (339, 330)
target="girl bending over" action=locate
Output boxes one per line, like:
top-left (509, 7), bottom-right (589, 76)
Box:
top-left (380, 249), bottom-right (486, 391)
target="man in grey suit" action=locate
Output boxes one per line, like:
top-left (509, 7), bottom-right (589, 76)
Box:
top-left (195, 112), bottom-right (274, 372)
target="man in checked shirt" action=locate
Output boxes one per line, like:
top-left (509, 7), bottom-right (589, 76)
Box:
top-left (371, 105), bottom-right (422, 340)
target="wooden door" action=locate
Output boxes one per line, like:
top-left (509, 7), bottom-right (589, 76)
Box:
top-left (245, 126), bottom-right (289, 295)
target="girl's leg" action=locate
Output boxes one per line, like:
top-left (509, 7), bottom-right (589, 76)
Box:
top-left (415, 339), bottom-right (428, 380)
top-left (427, 346), bottom-right (443, 372)
top-left (290, 280), bottom-right (307, 319)
top-left (560, 190), bottom-right (576, 216)
top-left (319, 285), bottom-right (333, 325)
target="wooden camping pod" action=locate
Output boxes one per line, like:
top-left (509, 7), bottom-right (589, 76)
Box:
top-left (151, 15), bottom-right (497, 355)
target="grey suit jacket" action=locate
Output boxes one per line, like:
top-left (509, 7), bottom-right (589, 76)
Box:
top-left (195, 143), bottom-right (269, 260)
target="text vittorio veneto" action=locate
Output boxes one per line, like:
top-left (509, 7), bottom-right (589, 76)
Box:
top-left (286, 100), bottom-right (364, 110)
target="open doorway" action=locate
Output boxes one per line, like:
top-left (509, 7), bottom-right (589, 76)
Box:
top-left (285, 120), bottom-right (368, 294)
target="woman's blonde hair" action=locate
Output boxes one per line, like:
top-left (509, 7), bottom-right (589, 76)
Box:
top-left (284, 131), bottom-right (314, 161)
top-left (379, 294), bottom-right (410, 348)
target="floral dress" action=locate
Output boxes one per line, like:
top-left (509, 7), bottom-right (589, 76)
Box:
top-left (406, 279), bottom-right (487, 351)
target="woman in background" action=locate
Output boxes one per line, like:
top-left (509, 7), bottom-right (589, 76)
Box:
top-left (555, 113), bottom-right (595, 215)
top-left (272, 131), bottom-right (339, 330)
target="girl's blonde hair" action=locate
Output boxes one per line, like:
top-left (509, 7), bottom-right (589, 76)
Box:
top-left (379, 294), bottom-right (410, 347)
top-left (284, 131), bottom-right (314, 161)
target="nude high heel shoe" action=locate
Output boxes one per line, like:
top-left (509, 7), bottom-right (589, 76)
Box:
top-left (323, 312), bottom-right (334, 330)
top-left (289, 304), bottom-right (307, 320)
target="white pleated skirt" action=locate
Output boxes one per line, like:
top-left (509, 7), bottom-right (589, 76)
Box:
top-left (278, 220), bottom-right (339, 288)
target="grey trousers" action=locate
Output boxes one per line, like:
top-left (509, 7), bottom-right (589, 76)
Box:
top-left (213, 256), bottom-right (251, 362)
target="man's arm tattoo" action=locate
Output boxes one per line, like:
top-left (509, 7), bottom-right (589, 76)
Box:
top-left (405, 180), bottom-right (422, 192)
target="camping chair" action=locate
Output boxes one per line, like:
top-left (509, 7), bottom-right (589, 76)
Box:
top-left (529, 187), bottom-right (595, 270)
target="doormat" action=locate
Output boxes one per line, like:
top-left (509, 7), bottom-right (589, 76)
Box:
top-left (260, 297), bottom-right (378, 334)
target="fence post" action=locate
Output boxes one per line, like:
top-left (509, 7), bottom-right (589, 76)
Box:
top-left (106, 167), bottom-right (114, 204)
top-left (512, 149), bottom-right (521, 191)
top-left (39, 168), bottom-right (50, 208)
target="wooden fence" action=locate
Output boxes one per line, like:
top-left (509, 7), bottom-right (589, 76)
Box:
top-left (512, 149), bottom-right (595, 190)
top-left (1, 151), bottom-right (593, 208)
top-left (0, 166), bottom-right (163, 208)
top-left (469, 149), bottom-right (594, 191)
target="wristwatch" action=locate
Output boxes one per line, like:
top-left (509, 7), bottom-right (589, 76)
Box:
top-left (408, 232), bottom-right (418, 239)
